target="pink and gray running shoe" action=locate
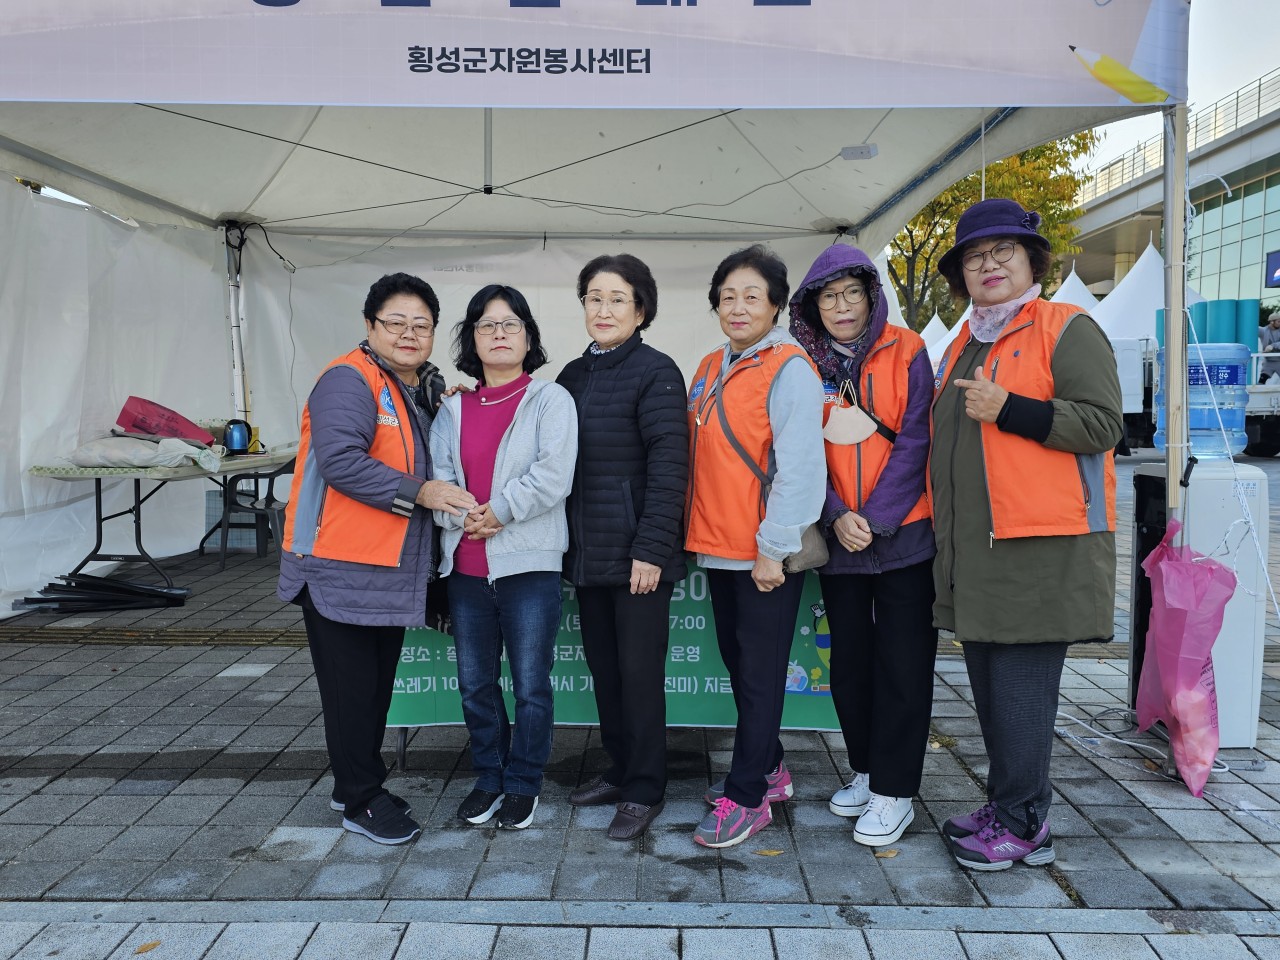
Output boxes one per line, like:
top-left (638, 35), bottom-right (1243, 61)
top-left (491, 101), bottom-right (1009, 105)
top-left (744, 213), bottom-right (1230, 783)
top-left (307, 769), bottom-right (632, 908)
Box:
top-left (704, 761), bottom-right (793, 806)
top-left (942, 801), bottom-right (996, 839)
top-left (693, 797), bottom-right (773, 849)
top-left (950, 817), bottom-right (1054, 871)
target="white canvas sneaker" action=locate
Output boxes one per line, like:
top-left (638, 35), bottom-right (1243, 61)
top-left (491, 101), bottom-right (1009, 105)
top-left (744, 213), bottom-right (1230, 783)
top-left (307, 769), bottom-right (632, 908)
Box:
top-left (853, 793), bottom-right (914, 846)
top-left (828, 771), bottom-right (870, 817)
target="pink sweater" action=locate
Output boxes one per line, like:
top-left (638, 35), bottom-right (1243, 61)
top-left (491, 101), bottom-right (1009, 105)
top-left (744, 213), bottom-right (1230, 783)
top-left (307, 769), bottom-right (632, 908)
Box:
top-left (453, 374), bottom-right (532, 577)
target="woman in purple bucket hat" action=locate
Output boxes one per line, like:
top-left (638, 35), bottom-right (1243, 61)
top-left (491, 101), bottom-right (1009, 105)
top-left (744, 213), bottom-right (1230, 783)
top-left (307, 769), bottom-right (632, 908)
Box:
top-left (929, 198), bottom-right (1122, 871)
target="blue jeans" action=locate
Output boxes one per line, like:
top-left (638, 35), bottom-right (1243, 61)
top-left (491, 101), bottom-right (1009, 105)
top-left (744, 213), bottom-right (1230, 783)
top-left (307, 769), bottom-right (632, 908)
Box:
top-left (449, 571), bottom-right (562, 797)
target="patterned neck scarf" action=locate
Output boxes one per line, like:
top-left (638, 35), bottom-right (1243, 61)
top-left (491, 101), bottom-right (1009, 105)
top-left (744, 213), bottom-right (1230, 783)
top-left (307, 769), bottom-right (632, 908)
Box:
top-left (969, 284), bottom-right (1042, 343)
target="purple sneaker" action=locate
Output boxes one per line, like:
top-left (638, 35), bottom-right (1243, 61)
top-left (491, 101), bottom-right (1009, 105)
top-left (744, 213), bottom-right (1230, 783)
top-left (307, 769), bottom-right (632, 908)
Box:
top-left (942, 801), bottom-right (996, 840)
top-left (704, 762), bottom-right (794, 806)
top-left (950, 817), bottom-right (1054, 871)
top-left (693, 797), bottom-right (773, 849)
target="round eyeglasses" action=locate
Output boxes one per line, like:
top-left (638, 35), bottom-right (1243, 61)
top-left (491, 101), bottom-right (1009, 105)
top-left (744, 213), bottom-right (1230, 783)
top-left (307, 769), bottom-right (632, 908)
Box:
top-left (580, 294), bottom-right (636, 314)
top-left (962, 241), bottom-right (1018, 272)
top-left (816, 284), bottom-right (868, 310)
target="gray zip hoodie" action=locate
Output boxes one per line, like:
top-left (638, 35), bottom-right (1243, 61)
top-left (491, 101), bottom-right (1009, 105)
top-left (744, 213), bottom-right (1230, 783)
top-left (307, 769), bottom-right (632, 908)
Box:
top-left (429, 378), bottom-right (578, 581)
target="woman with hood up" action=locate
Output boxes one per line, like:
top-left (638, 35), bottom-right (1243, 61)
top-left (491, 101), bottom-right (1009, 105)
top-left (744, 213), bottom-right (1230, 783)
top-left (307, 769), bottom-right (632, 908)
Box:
top-left (788, 245), bottom-right (937, 848)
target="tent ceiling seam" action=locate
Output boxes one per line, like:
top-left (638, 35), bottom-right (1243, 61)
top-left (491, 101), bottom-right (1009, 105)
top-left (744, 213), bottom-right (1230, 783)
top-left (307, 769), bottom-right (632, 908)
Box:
top-left (236, 105), bottom-right (325, 217)
top-left (723, 113), bottom-right (829, 224)
top-left (0, 133), bottom-right (217, 227)
top-left (139, 104), bottom-right (475, 193)
top-left (492, 109), bottom-right (739, 192)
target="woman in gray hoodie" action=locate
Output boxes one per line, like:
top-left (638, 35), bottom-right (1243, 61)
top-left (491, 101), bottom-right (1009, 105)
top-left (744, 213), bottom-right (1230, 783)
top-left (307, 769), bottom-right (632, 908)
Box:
top-left (429, 284), bottom-right (578, 832)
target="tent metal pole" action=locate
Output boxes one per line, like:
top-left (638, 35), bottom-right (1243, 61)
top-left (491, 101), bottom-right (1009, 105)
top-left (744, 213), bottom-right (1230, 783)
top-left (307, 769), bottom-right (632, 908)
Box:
top-left (1162, 103), bottom-right (1188, 517)
top-left (225, 231), bottom-right (251, 423)
top-left (483, 108), bottom-right (493, 195)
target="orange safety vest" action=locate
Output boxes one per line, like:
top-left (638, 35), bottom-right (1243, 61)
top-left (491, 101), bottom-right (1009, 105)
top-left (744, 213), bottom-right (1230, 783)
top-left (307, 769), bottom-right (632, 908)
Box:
top-left (823, 326), bottom-right (931, 525)
top-left (932, 299), bottom-right (1116, 540)
top-left (282, 347), bottom-right (418, 566)
top-left (685, 341), bottom-right (820, 560)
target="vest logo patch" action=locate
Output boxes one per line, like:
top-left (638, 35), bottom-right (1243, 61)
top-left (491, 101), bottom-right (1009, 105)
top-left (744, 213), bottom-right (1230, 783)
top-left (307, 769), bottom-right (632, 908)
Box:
top-left (379, 386), bottom-right (396, 415)
top-left (376, 414), bottom-right (400, 428)
top-left (689, 376), bottom-right (706, 401)
top-left (822, 379), bottom-right (840, 403)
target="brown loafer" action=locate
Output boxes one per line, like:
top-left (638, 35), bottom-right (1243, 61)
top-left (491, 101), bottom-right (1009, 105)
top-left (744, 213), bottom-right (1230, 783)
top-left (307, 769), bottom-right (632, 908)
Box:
top-left (607, 800), bottom-right (664, 841)
top-left (569, 775), bottom-right (623, 807)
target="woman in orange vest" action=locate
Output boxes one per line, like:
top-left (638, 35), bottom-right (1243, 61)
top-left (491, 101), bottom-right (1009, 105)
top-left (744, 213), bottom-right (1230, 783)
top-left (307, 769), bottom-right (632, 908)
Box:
top-left (788, 245), bottom-right (937, 848)
top-left (930, 199), bottom-right (1122, 871)
top-left (685, 244), bottom-right (826, 849)
top-left (279, 273), bottom-right (477, 846)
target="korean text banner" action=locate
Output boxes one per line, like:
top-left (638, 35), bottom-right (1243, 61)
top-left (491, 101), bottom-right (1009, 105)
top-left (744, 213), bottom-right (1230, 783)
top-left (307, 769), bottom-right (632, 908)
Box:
top-left (387, 570), bottom-right (840, 730)
top-left (1, 0), bottom-right (1188, 109)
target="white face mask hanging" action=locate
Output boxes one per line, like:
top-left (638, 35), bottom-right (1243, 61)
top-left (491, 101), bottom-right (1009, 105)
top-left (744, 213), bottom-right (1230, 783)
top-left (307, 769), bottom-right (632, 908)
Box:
top-left (823, 381), bottom-right (880, 446)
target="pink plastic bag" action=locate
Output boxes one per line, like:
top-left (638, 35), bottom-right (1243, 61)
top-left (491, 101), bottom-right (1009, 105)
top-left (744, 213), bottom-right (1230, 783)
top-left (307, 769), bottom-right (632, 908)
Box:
top-left (1135, 518), bottom-right (1236, 796)
top-left (115, 396), bottom-right (214, 447)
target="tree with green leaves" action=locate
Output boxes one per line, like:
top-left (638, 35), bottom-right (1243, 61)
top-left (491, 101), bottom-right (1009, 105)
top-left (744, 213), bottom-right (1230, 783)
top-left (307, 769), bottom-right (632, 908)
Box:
top-left (886, 131), bottom-right (1100, 330)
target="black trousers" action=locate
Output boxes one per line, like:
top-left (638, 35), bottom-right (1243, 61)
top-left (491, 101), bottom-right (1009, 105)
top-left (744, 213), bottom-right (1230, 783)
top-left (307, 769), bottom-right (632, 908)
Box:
top-left (577, 581), bottom-right (674, 807)
top-left (964, 640), bottom-right (1069, 837)
top-left (299, 589), bottom-right (405, 812)
top-left (707, 568), bottom-right (806, 808)
top-left (820, 560), bottom-right (937, 798)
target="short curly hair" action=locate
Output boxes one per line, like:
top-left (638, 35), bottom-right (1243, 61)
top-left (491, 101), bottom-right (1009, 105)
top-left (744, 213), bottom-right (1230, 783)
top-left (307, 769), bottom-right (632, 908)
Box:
top-left (362, 273), bottom-right (440, 327)
top-left (707, 244), bottom-right (789, 319)
top-left (576, 254), bottom-right (659, 331)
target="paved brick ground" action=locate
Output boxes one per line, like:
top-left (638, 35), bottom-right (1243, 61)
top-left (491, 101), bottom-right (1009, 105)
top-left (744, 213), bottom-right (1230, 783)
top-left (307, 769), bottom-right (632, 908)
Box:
top-left (2, 451), bottom-right (1280, 956)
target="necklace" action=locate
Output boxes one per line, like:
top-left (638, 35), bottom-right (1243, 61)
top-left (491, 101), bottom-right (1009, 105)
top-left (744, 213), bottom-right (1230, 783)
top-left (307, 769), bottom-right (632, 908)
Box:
top-left (479, 382), bottom-right (529, 406)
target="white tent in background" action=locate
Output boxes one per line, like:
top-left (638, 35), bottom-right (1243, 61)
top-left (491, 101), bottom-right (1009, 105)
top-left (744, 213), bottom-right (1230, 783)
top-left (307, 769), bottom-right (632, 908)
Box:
top-left (920, 313), bottom-right (948, 348)
top-left (1094, 243), bottom-right (1205, 341)
top-left (927, 304), bottom-right (973, 366)
top-left (1051, 265), bottom-right (1100, 312)
top-left (874, 251), bottom-right (909, 328)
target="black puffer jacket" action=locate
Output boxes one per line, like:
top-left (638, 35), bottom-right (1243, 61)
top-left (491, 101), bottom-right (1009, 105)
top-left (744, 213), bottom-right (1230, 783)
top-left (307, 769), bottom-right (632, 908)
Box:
top-left (557, 333), bottom-right (689, 586)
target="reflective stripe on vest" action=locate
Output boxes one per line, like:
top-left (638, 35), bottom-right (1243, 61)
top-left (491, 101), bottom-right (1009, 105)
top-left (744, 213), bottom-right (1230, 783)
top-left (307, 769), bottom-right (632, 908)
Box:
top-left (932, 299), bottom-right (1116, 540)
top-left (822, 325), bottom-right (930, 526)
top-left (685, 342), bottom-right (819, 560)
top-left (282, 347), bottom-right (416, 566)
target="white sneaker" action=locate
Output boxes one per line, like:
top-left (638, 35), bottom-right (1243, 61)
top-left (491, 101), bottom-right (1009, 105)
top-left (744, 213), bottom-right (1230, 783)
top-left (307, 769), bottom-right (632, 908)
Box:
top-left (853, 793), bottom-right (914, 846)
top-left (828, 772), bottom-right (870, 818)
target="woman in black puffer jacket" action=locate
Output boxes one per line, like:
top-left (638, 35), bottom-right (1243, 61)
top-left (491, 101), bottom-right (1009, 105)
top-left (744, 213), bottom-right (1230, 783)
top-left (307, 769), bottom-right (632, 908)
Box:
top-left (557, 253), bottom-right (689, 842)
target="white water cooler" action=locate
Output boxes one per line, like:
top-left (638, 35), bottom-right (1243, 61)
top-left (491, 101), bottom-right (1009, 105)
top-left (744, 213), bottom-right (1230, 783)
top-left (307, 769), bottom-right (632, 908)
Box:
top-left (1129, 460), bottom-right (1269, 748)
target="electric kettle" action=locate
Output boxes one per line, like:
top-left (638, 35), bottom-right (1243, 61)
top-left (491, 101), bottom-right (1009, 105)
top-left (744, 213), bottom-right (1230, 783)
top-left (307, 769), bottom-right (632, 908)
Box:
top-left (224, 419), bottom-right (251, 456)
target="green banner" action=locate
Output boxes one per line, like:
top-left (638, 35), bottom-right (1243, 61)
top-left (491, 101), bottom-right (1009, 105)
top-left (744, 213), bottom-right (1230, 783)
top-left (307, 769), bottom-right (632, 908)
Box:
top-left (387, 569), bottom-right (839, 730)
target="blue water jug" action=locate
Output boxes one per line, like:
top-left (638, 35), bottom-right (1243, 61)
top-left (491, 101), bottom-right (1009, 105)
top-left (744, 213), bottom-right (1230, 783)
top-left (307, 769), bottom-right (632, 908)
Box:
top-left (1154, 343), bottom-right (1249, 459)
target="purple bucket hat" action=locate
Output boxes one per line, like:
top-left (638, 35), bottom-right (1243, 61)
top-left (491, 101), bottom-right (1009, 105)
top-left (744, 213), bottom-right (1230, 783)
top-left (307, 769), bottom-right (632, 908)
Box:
top-left (937, 198), bottom-right (1051, 276)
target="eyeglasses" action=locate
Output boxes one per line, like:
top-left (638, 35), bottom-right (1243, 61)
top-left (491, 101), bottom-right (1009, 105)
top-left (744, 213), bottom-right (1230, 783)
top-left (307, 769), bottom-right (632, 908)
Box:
top-left (962, 241), bottom-right (1019, 272)
top-left (475, 318), bottom-right (525, 337)
top-left (376, 317), bottom-right (435, 339)
top-left (817, 283), bottom-right (867, 310)
top-left (580, 294), bottom-right (636, 314)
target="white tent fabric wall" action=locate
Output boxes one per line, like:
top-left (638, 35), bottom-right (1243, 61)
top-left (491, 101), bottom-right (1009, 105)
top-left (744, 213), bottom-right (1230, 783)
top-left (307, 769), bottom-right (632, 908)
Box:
top-left (1094, 243), bottom-right (1205, 341)
top-left (927, 304), bottom-right (973, 367)
top-left (1051, 265), bottom-right (1101, 312)
top-left (0, 185), bottom-right (232, 617)
top-left (873, 251), bottom-right (909, 329)
top-left (239, 233), bottom-right (833, 450)
top-left (920, 313), bottom-right (948, 348)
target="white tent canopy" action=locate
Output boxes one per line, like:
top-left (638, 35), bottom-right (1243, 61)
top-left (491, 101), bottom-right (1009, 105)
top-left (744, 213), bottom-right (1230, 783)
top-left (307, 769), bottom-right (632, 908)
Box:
top-left (920, 313), bottom-right (949, 348)
top-left (1095, 243), bottom-right (1205, 341)
top-left (0, 1), bottom-right (1190, 612)
top-left (928, 304), bottom-right (973, 366)
top-left (1051, 265), bottom-right (1101, 313)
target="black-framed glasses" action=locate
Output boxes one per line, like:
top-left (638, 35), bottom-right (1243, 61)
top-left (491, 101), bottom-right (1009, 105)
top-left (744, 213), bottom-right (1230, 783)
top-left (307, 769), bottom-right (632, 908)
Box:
top-left (817, 283), bottom-right (868, 310)
top-left (376, 316), bottom-right (435, 339)
top-left (962, 241), bottom-right (1018, 272)
top-left (475, 318), bottom-right (525, 337)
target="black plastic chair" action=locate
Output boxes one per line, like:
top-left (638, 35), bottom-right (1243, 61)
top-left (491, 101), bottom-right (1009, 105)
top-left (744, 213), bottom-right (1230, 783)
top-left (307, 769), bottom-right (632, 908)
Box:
top-left (217, 457), bottom-right (295, 569)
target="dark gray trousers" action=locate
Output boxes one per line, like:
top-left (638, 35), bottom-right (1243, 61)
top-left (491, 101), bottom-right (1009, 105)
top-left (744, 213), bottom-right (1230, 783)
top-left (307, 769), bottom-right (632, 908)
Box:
top-left (962, 640), bottom-right (1068, 838)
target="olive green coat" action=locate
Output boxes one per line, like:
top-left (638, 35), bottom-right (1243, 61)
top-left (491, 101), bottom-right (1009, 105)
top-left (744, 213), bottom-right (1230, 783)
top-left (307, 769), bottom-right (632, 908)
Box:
top-left (930, 309), bottom-right (1123, 645)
